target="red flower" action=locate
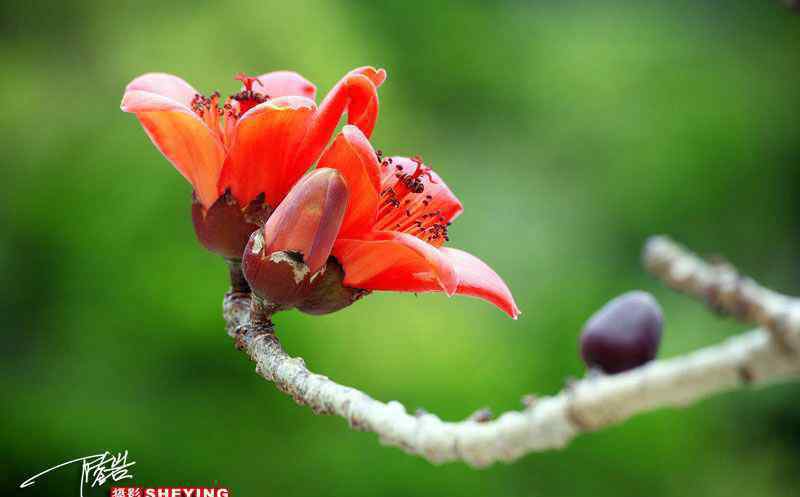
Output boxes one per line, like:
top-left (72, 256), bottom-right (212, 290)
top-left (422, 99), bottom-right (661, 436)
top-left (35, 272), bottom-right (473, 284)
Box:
top-left (120, 67), bottom-right (385, 258)
top-left (316, 126), bottom-right (521, 319)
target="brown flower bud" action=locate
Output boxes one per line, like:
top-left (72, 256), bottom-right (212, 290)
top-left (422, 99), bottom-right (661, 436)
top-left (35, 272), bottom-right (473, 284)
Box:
top-left (191, 191), bottom-right (271, 260)
top-left (242, 169), bottom-right (348, 310)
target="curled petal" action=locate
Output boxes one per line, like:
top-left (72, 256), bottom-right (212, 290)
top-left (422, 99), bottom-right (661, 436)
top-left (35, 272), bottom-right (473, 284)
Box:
top-left (441, 248), bottom-right (521, 319)
top-left (336, 67), bottom-right (386, 137)
top-left (318, 125), bottom-right (382, 238)
top-left (334, 70), bottom-right (384, 138)
top-left (248, 71), bottom-right (317, 100)
top-left (292, 67), bottom-right (386, 179)
top-left (333, 231), bottom-right (458, 296)
top-left (350, 66), bottom-right (387, 88)
top-left (219, 96), bottom-right (317, 207)
top-left (121, 90), bottom-right (225, 208)
top-left (124, 72), bottom-right (199, 110)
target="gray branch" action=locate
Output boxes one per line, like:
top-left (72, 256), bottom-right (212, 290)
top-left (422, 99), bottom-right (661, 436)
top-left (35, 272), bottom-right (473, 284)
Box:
top-left (224, 236), bottom-right (800, 467)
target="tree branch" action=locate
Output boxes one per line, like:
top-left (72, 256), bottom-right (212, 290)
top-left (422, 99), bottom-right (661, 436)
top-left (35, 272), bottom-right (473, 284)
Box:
top-left (644, 236), bottom-right (799, 355)
top-left (224, 236), bottom-right (800, 467)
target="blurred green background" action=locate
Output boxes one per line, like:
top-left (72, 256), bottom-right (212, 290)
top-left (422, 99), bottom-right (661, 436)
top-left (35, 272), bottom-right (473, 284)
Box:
top-left (2, 0), bottom-right (800, 495)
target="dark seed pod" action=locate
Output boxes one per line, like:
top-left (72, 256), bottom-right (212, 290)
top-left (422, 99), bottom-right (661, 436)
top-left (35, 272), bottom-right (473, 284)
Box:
top-left (580, 291), bottom-right (663, 374)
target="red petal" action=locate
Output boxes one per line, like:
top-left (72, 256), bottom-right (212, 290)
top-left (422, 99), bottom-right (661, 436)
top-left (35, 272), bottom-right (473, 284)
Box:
top-left (318, 125), bottom-right (381, 238)
top-left (121, 90), bottom-right (225, 208)
top-left (248, 71), bottom-right (317, 100)
top-left (218, 96), bottom-right (317, 207)
top-left (261, 168), bottom-right (348, 274)
top-left (441, 248), bottom-right (521, 319)
top-left (332, 231), bottom-right (458, 295)
top-left (292, 67), bottom-right (386, 181)
top-left (124, 72), bottom-right (199, 110)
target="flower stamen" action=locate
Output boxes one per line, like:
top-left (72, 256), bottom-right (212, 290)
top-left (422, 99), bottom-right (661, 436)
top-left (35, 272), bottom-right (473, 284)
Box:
top-left (188, 73), bottom-right (272, 146)
top-left (232, 73), bottom-right (269, 114)
top-left (374, 156), bottom-right (451, 246)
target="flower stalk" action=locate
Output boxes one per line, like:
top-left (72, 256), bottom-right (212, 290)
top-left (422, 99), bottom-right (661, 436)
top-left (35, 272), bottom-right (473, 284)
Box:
top-left (225, 258), bottom-right (250, 294)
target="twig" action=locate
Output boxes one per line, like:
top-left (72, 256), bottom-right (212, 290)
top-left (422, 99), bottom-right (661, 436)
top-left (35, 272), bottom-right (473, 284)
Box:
top-left (224, 237), bottom-right (800, 467)
top-left (644, 236), bottom-right (799, 355)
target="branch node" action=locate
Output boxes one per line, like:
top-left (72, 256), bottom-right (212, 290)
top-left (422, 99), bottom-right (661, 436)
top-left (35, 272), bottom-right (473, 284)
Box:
top-left (468, 407), bottom-right (493, 423)
top-left (737, 364), bottom-right (755, 385)
top-left (565, 390), bottom-right (593, 432)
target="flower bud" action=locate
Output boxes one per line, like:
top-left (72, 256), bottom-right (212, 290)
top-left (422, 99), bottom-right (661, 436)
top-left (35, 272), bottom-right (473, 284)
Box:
top-left (242, 168), bottom-right (348, 310)
top-left (580, 291), bottom-right (663, 374)
top-left (297, 258), bottom-right (370, 315)
top-left (191, 191), bottom-right (271, 260)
